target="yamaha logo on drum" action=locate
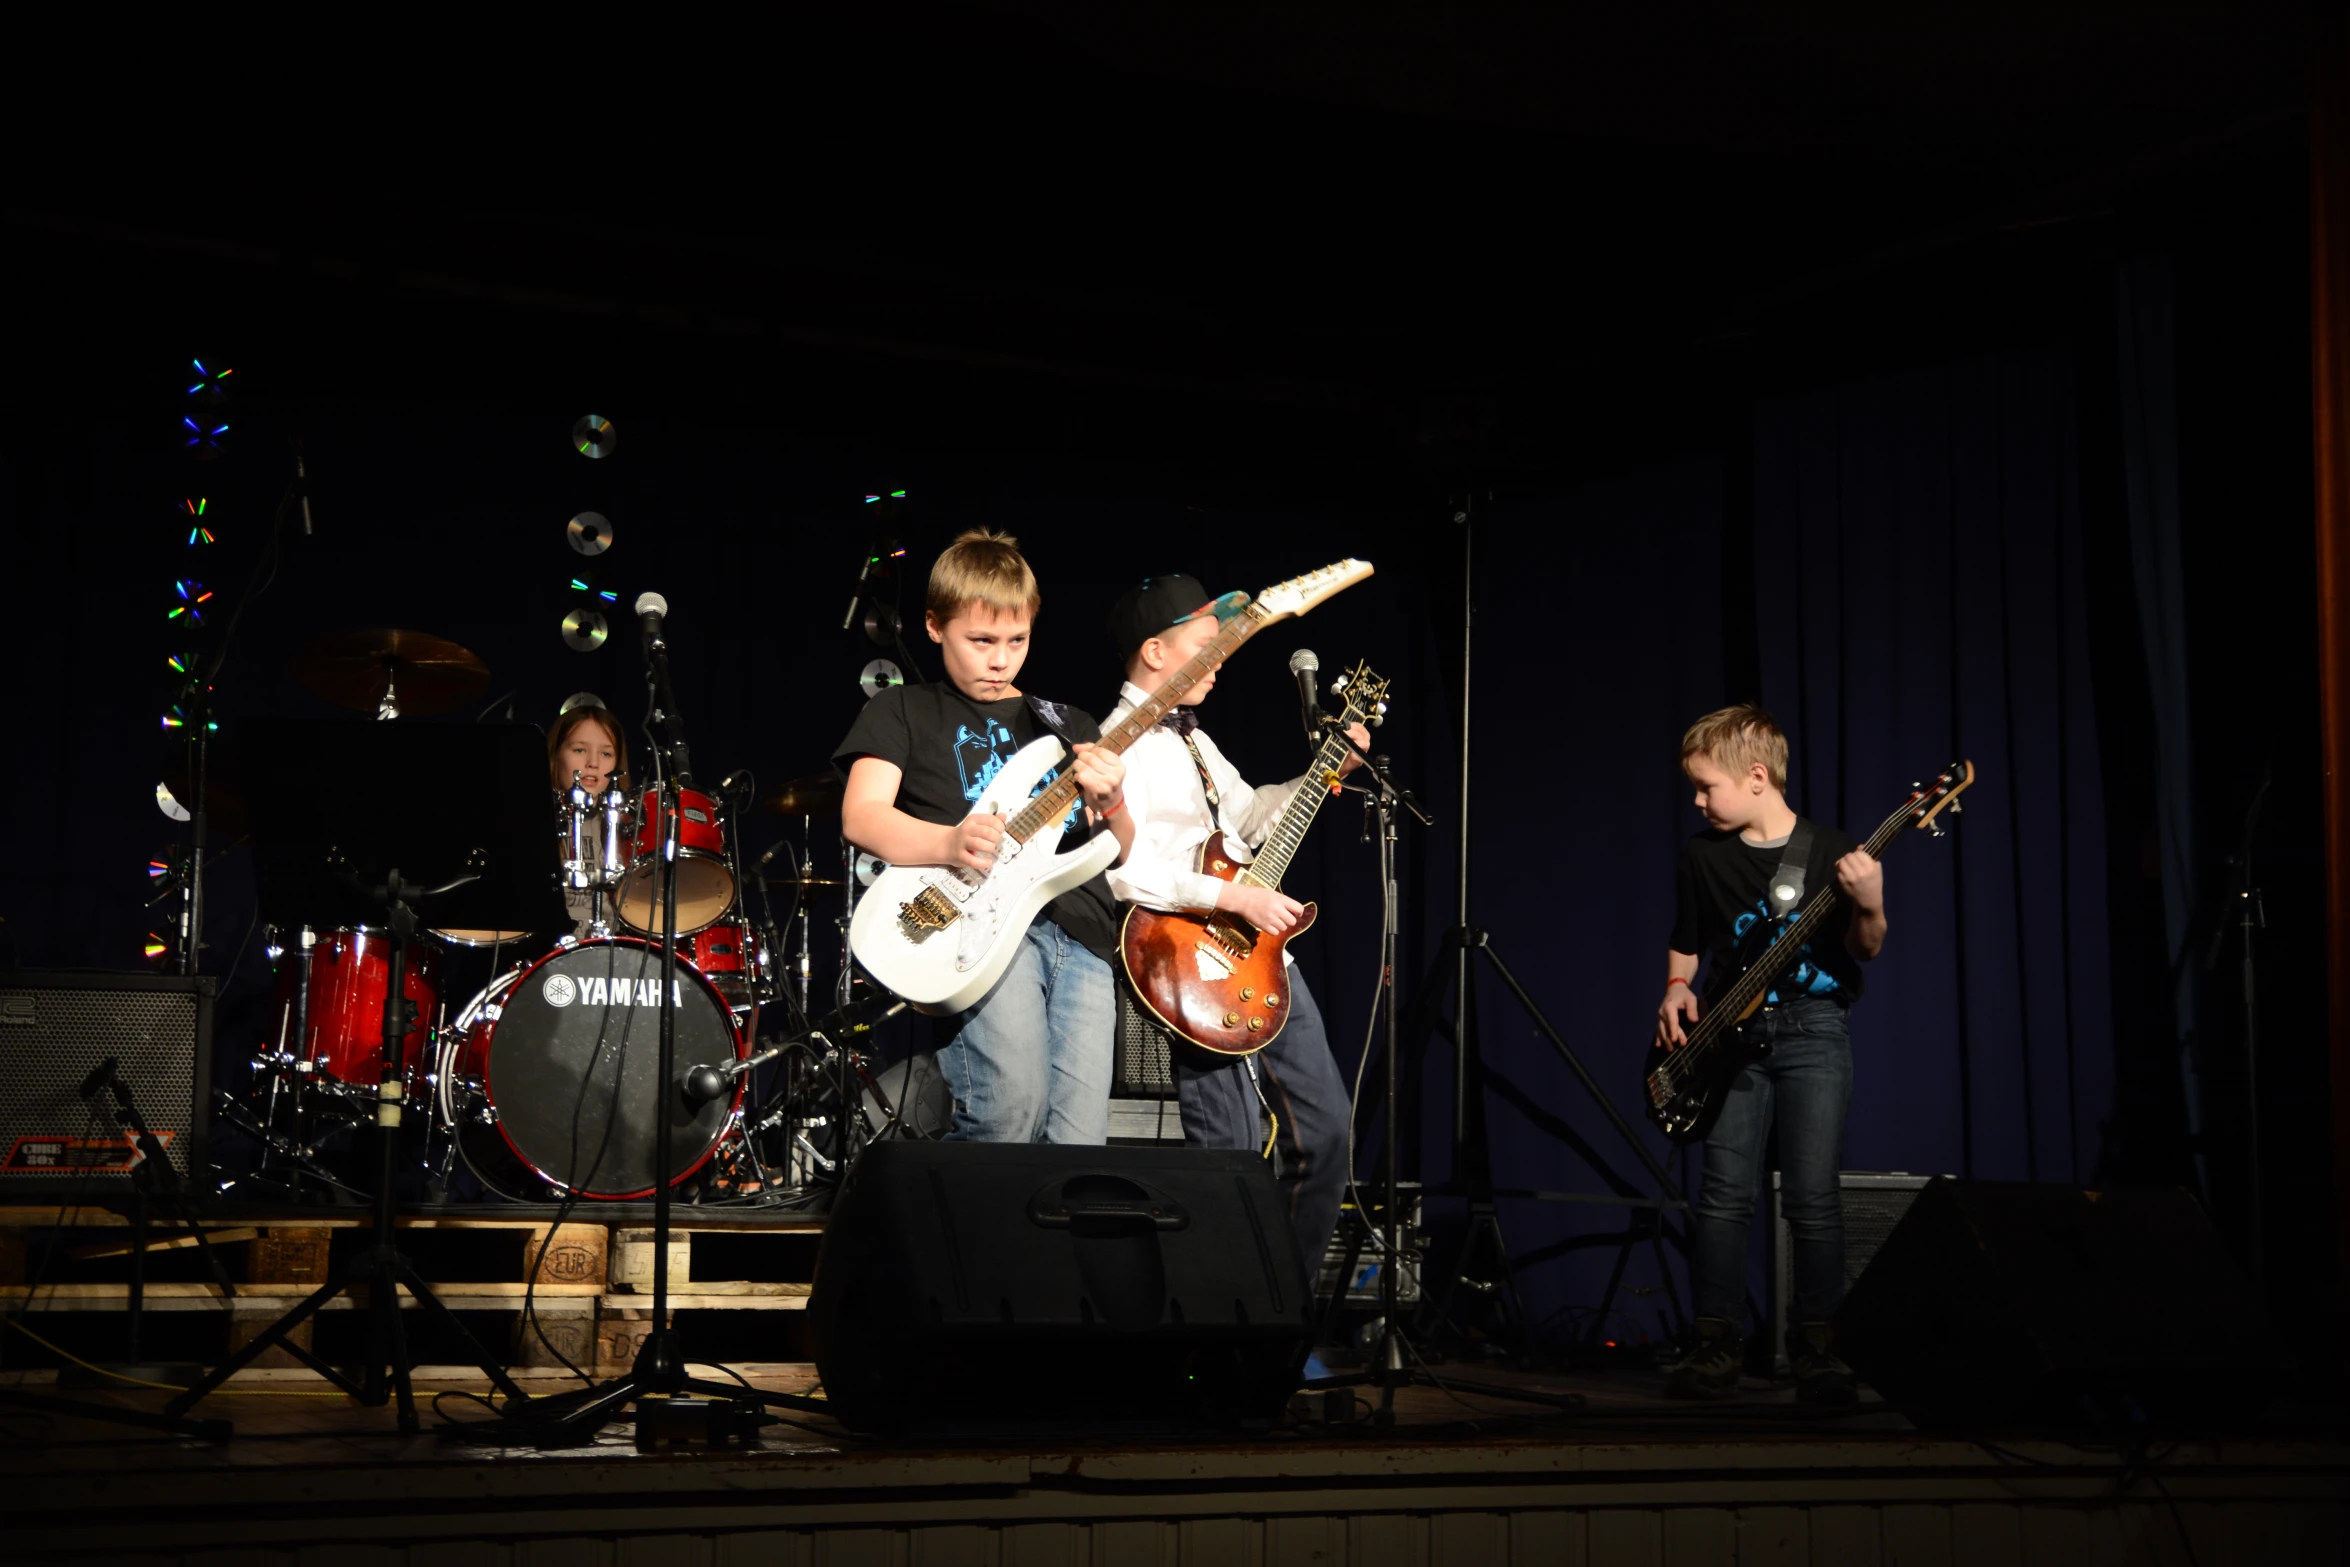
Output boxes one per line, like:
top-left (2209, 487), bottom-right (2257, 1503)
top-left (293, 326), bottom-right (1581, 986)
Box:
top-left (542, 972), bottom-right (683, 1009)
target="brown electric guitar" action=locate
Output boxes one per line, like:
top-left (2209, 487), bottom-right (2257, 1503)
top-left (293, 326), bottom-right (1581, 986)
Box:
top-left (1119, 663), bottom-right (1390, 1056)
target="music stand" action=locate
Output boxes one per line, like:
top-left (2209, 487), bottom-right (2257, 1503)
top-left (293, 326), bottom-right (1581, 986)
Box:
top-left (165, 719), bottom-right (569, 1433)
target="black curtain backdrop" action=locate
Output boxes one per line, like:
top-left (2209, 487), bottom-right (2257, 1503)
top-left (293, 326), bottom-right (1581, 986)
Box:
top-left (0, 337), bottom-right (2136, 1349)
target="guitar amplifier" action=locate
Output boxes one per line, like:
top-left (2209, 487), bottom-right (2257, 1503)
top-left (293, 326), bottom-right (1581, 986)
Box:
top-left (0, 971), bottom-right (216, 1185)
top-left (1108, 976), bottom-right (1186, 1145)
top-left (1769, 1170), bottom-right (1934, 1373)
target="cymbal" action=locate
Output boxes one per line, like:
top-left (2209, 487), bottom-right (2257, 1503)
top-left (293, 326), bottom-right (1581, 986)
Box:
top-left (758, 772), bottom-right (844, 817)
top-left (294, 629), bottom-right (490, 719)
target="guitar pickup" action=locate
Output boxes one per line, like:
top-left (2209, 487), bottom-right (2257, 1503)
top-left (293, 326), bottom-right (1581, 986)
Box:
top-left (900, 886), bottom-right (961, 933)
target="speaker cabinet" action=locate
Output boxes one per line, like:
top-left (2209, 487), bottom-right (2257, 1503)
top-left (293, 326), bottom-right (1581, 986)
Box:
top-left (0, 971), bottom-right (215, 1186)
top-left (1834, 1178), bottom-right (2284, 1430)
top-left (1769, 1170), bottom-right (1933, 1374)
top-left (807, 1141), bottom-right (1310, 1436)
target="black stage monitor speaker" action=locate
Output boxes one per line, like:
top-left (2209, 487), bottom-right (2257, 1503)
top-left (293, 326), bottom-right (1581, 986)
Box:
top-left (0, 971), bottom-right (215, 1185)
top-left (1834, 1178), bottom-right (2285, 1431)
top-left (808, 1141), bottom-right (1310, 1436)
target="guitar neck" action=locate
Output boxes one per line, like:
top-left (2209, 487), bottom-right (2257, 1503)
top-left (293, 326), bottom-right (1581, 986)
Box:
top-left (1239, 716), bottom-right (1358, 890)
top-left (1701, 797), bottom-right (1917, 1027)
top-left (1003, 603), bottom-right (1269, 845)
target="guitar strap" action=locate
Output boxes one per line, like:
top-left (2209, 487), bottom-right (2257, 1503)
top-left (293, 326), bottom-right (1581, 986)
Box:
top-left (1764, 819), bottom-right (1816, 923)
top-left (1178, 733), bottom-right (1232, 835)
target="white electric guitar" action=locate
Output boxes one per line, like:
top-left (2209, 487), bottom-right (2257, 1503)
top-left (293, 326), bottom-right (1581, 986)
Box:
top-left (849, 558), bottom-right (1375, 1013)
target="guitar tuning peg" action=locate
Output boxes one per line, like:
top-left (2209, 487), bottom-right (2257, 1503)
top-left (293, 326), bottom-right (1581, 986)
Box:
top-left (1949, 799), bottom-right (1962, 813)
top-left (1930, 825), bottom-right (1945, 838)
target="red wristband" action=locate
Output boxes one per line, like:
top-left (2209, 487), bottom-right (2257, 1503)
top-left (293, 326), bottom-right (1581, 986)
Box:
top-left (1666, 975), bottom-right (1692, 990)
top-left (1097, 796), bottom-right (1124, 819)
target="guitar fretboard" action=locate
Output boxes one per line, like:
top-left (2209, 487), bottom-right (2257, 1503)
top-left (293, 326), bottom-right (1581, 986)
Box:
top-left (1003, 603), bottom-right (1268, 845)
top-left (1238, 702), bottom-right (1363, 890)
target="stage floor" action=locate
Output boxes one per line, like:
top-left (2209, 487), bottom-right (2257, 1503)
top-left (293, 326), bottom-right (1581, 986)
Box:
top-left (6, 1363), bottom-right (2347, 1565)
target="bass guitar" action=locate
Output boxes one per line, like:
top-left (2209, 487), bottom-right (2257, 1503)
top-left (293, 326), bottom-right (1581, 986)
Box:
top-left (1119, 661), bottom-right (1391, 1055)
top-left (1643, 760), bottom-right (1975, 1141)
top-left (849, 559), bottom-right (1374, 1013)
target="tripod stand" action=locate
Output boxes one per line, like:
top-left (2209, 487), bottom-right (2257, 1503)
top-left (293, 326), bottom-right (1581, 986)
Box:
top-left (1302, 751), bottom-right (1585, 1423)
top-left (496, 599), bottom-right (828, 1446)
top-left (168, 871), bottom-right (526, 1432)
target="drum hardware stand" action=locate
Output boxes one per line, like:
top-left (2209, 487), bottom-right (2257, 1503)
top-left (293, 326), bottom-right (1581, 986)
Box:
top-left (169, 868), bottom-right (531, 1434)
top-left (493, 606), bottom-right (829, 1446)
top-left (208, 1088), bottom-right (370, 1202)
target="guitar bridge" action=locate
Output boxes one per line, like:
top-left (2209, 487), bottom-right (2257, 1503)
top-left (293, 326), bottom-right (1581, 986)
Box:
top-left (1203, 917), bottom-right (1256, 960)
top-left (900, 885), bottom-right (961, 933)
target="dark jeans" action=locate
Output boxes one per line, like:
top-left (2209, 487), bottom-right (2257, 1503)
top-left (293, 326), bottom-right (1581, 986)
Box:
top-left (1689, 997), bottom-right (1854, 1332)
top-left (1173, 973), bottom-right (1349, 1287)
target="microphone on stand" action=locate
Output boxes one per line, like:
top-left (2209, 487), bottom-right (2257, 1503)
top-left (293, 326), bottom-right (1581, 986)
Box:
top-left (294, 446), bottom-right (315, 536)
top-left (635, 591), bottom-right (668, 646)
top-left (1289, 648), bottom-right (1324, 742)
top-left (635, 591), bottom-right (694, 786)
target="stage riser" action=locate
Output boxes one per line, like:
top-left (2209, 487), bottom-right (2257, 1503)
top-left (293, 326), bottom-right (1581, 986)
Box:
top-left (11, 1459), bottom-right (2344, 1563)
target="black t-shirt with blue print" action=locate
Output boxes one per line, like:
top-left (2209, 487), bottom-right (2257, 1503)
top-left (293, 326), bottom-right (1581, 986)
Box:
top-left (1669, 820), bottom-right (1864, 1007)
top-left (833, 683), bottom-right (1120, 961)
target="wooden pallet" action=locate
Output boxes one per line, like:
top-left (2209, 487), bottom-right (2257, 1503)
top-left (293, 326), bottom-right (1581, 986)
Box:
top-left (0, 1208), bottom-right (824, 1378)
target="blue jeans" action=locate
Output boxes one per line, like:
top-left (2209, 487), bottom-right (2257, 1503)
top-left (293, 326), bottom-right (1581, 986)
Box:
top-left (1173, 974), bottom-right (1349, 1286)
top-left (1689, 997), bottom-right (1853, 1331)
top-left (938, 920), bottom-right (1114, 1144)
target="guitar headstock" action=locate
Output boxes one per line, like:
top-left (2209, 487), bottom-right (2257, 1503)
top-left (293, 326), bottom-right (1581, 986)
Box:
top-left (1906, 760), bottom-right (1976, 834)
top-left (1325, 662), bottom-right (1391, 729)
top-left (1252, 559), bottom-right (1374, 623)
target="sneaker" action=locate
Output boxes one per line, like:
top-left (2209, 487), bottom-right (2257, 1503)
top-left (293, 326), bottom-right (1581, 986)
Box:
top-left (1787, 1321), bottom-right (1859, 1407)
top-left (1664, 1317), bottom-right (1744, 1400)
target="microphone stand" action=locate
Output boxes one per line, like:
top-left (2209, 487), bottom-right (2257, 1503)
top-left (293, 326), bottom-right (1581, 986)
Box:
top-left (497, 614), bottom-right (831, 1447)
top-left (1299, 731), bottom-right (1583, 1424)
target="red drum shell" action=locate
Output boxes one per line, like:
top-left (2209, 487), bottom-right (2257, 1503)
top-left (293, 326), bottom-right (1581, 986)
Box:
top-left (271, 929), bottom-right (439, 1085)
top-left (615, 786), bottom-right (737, 935)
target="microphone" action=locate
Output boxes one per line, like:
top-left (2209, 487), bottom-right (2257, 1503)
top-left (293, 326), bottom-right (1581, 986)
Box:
top-left (635, 591), bottom-right (668, 645)
top-left (294, 447), bottom-right (314, 535)
top-left (681, 1062), bottom-right (732, 1107)
top-left (1289, 648), bottom-right (1323, 740)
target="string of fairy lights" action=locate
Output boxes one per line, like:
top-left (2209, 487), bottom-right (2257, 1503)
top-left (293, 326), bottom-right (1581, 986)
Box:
top-left (146, 359), bottom-right (231, 963)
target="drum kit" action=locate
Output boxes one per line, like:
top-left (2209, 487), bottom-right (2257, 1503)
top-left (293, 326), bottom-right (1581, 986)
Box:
top-left (214, 629), bottom-right (914, 1209)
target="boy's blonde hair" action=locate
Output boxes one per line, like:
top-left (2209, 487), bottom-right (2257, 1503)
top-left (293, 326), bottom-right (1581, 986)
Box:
top-left (1680, 704), bottom-right (1789, 792)
top-left (926, 528), bottom-right (1041, 624)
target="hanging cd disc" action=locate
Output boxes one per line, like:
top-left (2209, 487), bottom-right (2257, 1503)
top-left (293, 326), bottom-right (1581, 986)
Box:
top-left (567, 511), bottom-right (614, 555)
top-left (853, 851), bottom-right (889, 888)
top-left (572, 415), bottom-right (617, 459)
top-left (558, 690), bottom-right (606, 716)
top-left (859, 658), bottom-right (904, 700)
top-left (562, 609), bottom-right (609, 652)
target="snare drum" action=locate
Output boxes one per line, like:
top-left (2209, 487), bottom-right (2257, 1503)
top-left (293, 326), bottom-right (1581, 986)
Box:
top-left (269, 928), bottom-right (440, 1090)
top-left (615, 784), bottom-right (736, 935)
top-left (436, 937), bottom-right (746, 1200)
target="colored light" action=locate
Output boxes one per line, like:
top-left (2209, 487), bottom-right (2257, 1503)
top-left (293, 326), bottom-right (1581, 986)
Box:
top-left (167, 654), bottom-right (188, 672)
top-left (182, 498), bottom-right (206, 514)
top-left (186, 361), bottom-right (233, 396)
top-left (144, 935), bottom-right (171, 962)
top-left (572, 578), bottom-right (590, 591)
top-left (891, 490), bottom-right (906, 498)
top-left (865, 495), bottom-right (879, 503)
top-left (182, 417), bottom-right (228, 453)
top-left (148, 858), bottom-right (172, 882)
top-left (188, 526), bottom-right (215, 545)
top-left (598, 590), bottom-right (617, 602)
top-left (161, 713), bottom-right (184, 730)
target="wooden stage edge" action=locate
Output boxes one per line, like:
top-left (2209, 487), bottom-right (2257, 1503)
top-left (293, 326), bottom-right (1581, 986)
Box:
top-left (4, 1366), bottom-right (2347, 1565)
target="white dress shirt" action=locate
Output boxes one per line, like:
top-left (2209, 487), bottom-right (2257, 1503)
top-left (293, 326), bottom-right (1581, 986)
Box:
top-left (1104, 680), bottom-right (1306, 917)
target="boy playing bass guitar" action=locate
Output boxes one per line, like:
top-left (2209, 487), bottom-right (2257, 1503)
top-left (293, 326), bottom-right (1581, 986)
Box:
top-left (1102, 574), bottom-right (1369, 1282)
top-left (1656, 705), bottom-right (1885, 1404)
